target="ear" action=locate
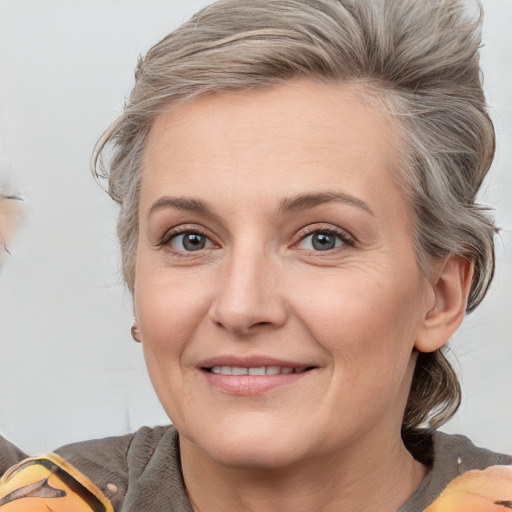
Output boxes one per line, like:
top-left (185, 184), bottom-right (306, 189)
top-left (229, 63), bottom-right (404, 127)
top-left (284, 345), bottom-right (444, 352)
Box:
top-left (414, 255), bottom-right (474, 353)
top-left (131, 319), bottom-right (142, 343)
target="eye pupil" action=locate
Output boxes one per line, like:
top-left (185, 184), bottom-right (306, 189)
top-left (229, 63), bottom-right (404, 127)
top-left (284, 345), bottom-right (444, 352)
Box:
top-left (312, 232), bottom-right (335, 251)
top-left (183, 233), bottom-right (206, 251)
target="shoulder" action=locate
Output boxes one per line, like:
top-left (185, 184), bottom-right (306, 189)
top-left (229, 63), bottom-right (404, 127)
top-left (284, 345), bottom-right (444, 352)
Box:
top-left (55, 424), bottom-right (181, 511)
top-left (400, 431), bottom-right (511, 512)
top-left (432, 431), bottom-right (511, 471)
top-left (0, 436), bottom-right (27, 476)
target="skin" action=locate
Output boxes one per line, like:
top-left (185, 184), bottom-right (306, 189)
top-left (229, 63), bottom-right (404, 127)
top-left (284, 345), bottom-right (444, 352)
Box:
top-left (0, 195), bottom-right (22, 264)
top-left (134, 80), bottom-right (471, 512)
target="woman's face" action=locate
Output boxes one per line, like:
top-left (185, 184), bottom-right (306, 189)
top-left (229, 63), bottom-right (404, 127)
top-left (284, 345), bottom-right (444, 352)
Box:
top-left (135, 81), bottom-right (436, 469)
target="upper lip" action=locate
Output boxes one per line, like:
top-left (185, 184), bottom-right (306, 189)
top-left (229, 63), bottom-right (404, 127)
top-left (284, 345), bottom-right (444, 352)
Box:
top-left (197, 355), bottom-right (316, 370)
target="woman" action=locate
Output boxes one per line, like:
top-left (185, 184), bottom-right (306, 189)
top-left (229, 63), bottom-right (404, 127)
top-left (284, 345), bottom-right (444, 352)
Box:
top-left (0, 0), bottom-right (510, 510)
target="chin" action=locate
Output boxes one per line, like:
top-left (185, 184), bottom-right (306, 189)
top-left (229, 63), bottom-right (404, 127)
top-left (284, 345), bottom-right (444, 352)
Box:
top-left (181, 414), bottom-right (316, 471)
top-left (208, 440), bottom-right (305, 471)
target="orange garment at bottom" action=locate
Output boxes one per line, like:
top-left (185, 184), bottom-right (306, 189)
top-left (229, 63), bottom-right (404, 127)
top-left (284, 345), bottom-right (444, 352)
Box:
top-left (0, 452), bottom-right (113, 512)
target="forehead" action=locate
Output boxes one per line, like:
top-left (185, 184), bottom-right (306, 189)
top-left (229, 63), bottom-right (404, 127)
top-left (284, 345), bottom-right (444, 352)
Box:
top-left (141, 80), bottom-right (406, 214)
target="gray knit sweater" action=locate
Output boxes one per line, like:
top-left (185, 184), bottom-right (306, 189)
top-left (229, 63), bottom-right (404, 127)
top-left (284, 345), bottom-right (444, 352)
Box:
top-left (0, 426), bottom-right (509, 511)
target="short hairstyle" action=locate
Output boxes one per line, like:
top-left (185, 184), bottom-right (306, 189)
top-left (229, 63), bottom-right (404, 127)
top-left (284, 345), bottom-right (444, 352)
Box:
top-left (93, 0), bottom-right (497, 443)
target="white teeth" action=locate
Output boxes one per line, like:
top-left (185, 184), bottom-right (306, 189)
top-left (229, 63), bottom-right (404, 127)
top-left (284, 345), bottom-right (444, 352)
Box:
top-left (248, 367), bottom-right (266, 375)
top-left (209, 365), bottom-right (306, 375)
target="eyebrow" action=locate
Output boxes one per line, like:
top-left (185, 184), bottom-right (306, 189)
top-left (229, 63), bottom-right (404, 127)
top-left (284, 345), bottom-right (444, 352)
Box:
top-left (148, 196), bottom-right (214, 218)
top-left (279, 192), bottom-right (375, 216)
top-left (147, 191), bottom-right (375, 219)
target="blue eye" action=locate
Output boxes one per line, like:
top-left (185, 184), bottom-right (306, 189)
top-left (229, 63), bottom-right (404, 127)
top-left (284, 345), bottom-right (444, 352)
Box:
top-left (170, 232), bottom-right (212, 252)
top-left (299, 231), bottom-right (344, 251)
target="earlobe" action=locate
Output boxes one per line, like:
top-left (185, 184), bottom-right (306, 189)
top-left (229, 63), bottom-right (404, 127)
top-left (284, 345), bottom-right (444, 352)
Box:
top-left (414, 255), bottom-right (474, 353)
top-left (131, 319), bottom-right (142, 343)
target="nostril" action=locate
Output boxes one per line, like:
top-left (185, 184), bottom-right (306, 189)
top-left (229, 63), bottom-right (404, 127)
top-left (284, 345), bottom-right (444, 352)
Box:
top-left (212, 316), bottom-right (276, 336)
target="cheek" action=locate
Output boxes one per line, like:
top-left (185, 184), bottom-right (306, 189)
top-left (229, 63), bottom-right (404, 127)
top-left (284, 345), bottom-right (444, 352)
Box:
top-left (134, 275), bottom-right (214, 422)
top-left (293, 270), bottom-right (425, 368)
top-left (134, 273), bottom-right (213, 364)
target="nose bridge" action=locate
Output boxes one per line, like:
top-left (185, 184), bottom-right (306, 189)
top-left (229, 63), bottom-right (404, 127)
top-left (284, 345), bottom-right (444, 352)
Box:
top-left (211, 239), bottom-right (286, 334)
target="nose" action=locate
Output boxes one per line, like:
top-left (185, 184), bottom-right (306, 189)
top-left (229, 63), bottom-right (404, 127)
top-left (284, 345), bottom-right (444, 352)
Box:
top-left (209, 247), bottom-right (288, 336)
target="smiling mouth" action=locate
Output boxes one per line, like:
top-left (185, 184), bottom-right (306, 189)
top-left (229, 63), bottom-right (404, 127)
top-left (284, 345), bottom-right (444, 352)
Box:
top-left (203, 366), bottom-right (315, 375)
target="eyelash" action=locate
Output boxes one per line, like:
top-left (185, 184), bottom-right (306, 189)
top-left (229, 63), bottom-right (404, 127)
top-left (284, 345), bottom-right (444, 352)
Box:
top-left (156, 224), bottom-right (355, 256)
top-left (157, 226), bottom-right (215, 256)
top-left (294, 225), bottom-right (355, 253)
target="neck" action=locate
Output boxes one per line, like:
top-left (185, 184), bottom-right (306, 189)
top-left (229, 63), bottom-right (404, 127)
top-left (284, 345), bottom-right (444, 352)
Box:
top-left (180, 431), bottom-right (427, 512)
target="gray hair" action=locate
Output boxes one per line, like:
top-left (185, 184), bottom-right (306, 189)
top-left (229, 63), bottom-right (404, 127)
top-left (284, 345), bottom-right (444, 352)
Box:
top-left (93, 0), bottom-right (497, 440)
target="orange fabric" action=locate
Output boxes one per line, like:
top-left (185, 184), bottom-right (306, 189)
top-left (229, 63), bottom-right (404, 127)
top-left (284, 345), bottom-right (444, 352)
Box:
top-left (0, 453), bottom-right (113, 512)
top-left (426, 464), bottom-right (512, 511)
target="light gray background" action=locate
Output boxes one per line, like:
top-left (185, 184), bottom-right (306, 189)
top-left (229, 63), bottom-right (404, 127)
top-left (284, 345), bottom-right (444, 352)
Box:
top-left (0, 0), bottom-right (510, 455)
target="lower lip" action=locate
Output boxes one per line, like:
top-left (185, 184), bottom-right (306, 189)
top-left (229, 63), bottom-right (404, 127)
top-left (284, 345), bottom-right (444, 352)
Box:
top-left (201, 370), bottom-right (312, 395)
